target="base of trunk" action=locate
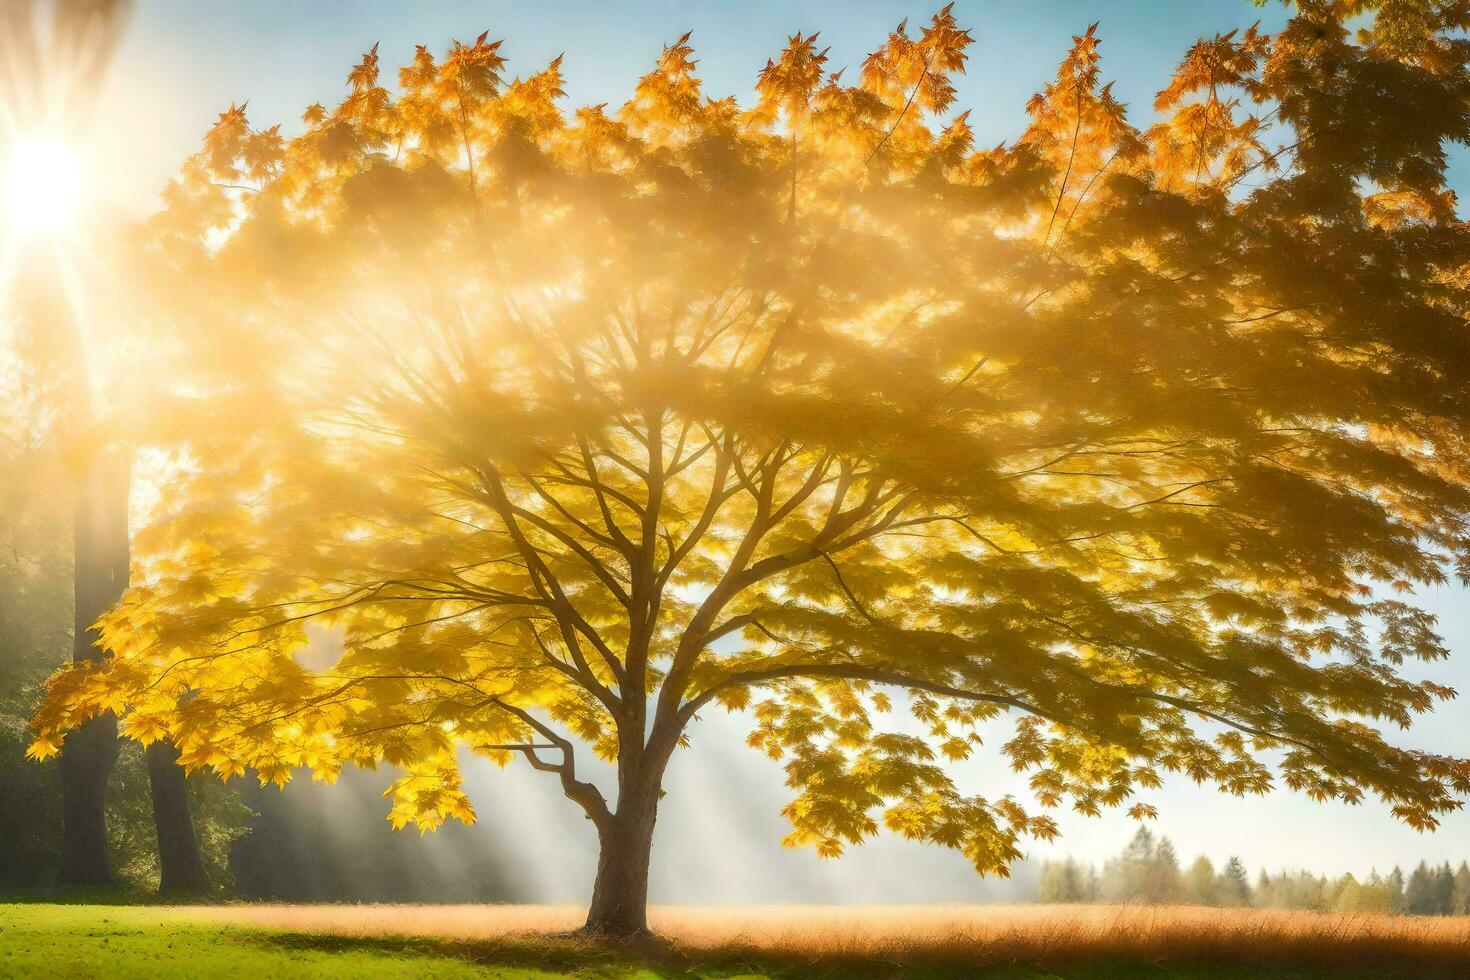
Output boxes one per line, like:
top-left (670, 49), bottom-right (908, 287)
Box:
top-left (578, 913), bottom-right (655, 942)
top-left (571, 922), bottom-right (659, 945)
top-left (57, 713), bottom-right (119, 887)
top-left (583, 885), bottom-right (653, 940)
top-left (147, 740), bottom-right (211, 896)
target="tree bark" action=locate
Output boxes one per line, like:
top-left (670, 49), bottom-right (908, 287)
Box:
top-left (57, 452), bottom-right (128, 887)
top-left (57, 712), bottom-right (118, 886)
top-left (147, 740), bottom-right (210, 896)
top-left (583, 790), bottom-right (659, 939)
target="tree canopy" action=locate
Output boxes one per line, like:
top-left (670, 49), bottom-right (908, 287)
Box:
top-left (28, 0), bottom-right (1470, 936)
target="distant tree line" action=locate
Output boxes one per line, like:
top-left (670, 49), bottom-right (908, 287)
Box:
top-left (1039, 828), bottom-right (1470, 915)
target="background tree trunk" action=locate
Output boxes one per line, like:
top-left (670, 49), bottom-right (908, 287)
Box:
top-left (147, 740), bottom-right (210, 895)
top-left (57, 453), bottom-right (128, 886)
top-left (56, 713), bottom-right (118, 886)
top-left (10, 0), bottom-right (136, 892)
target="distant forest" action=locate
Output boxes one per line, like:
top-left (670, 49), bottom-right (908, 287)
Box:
top-left (1039, 827), bottom-right (1470, 915)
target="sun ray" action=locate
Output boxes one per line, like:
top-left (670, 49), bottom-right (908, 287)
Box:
top-left (5, 134), bottom-right (82, 236)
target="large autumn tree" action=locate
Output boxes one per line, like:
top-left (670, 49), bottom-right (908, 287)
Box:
top-left (32, 1), bottom-right (1470, 936)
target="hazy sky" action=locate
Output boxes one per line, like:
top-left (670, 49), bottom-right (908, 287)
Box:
top-left (73, 1), bottom-right (1470, 899)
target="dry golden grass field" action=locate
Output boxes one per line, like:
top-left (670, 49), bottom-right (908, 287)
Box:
top-left (7, 902), bottom-right (1470, 977)
top-left (170, 902), bottom-right (1470, 977)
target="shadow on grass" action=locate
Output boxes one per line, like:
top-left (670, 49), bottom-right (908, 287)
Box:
top-left (241, 928), bottom-right (1470, 980)
top-left (244, 931), bottom-right (705, 979)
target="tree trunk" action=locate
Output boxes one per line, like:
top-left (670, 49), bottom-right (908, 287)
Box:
top-left (147, 740), bottom-right (210, 896)
top-left (57, 452), bottom-right (128, 887)
top-left (583, 787), bottom-right (659, 939)
top-left (57, 712), bottom-right (118, 886)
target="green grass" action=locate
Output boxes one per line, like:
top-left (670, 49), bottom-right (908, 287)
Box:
top-left (0, 904), bottom-right (1464, 979)
top-left (0, 906), bottom-right (554, 979)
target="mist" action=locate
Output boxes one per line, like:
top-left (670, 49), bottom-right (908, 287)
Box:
top-left (234, 708), bottom-right (1039, 905)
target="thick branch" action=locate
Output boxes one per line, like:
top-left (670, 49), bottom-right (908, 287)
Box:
top-left (489, 698), bottom-right (612, 828)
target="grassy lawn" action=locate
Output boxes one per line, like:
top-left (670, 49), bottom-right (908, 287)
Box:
top-left (0, 906), bottom-right (554, 979)
top-left (3, 904), bottom-right (1470, 979)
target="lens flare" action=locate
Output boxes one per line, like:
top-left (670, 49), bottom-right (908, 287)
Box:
top-left (5, 136), bottom-right (82, 237)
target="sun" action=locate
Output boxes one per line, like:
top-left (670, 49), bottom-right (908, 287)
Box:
top-left (5, 135), bottom-right (83, 238)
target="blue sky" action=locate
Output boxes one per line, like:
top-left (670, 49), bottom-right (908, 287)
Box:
top-left (94, 0), bottom-right (1306, 214)
top-left (80, 1), bottom-right (1470, 896)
